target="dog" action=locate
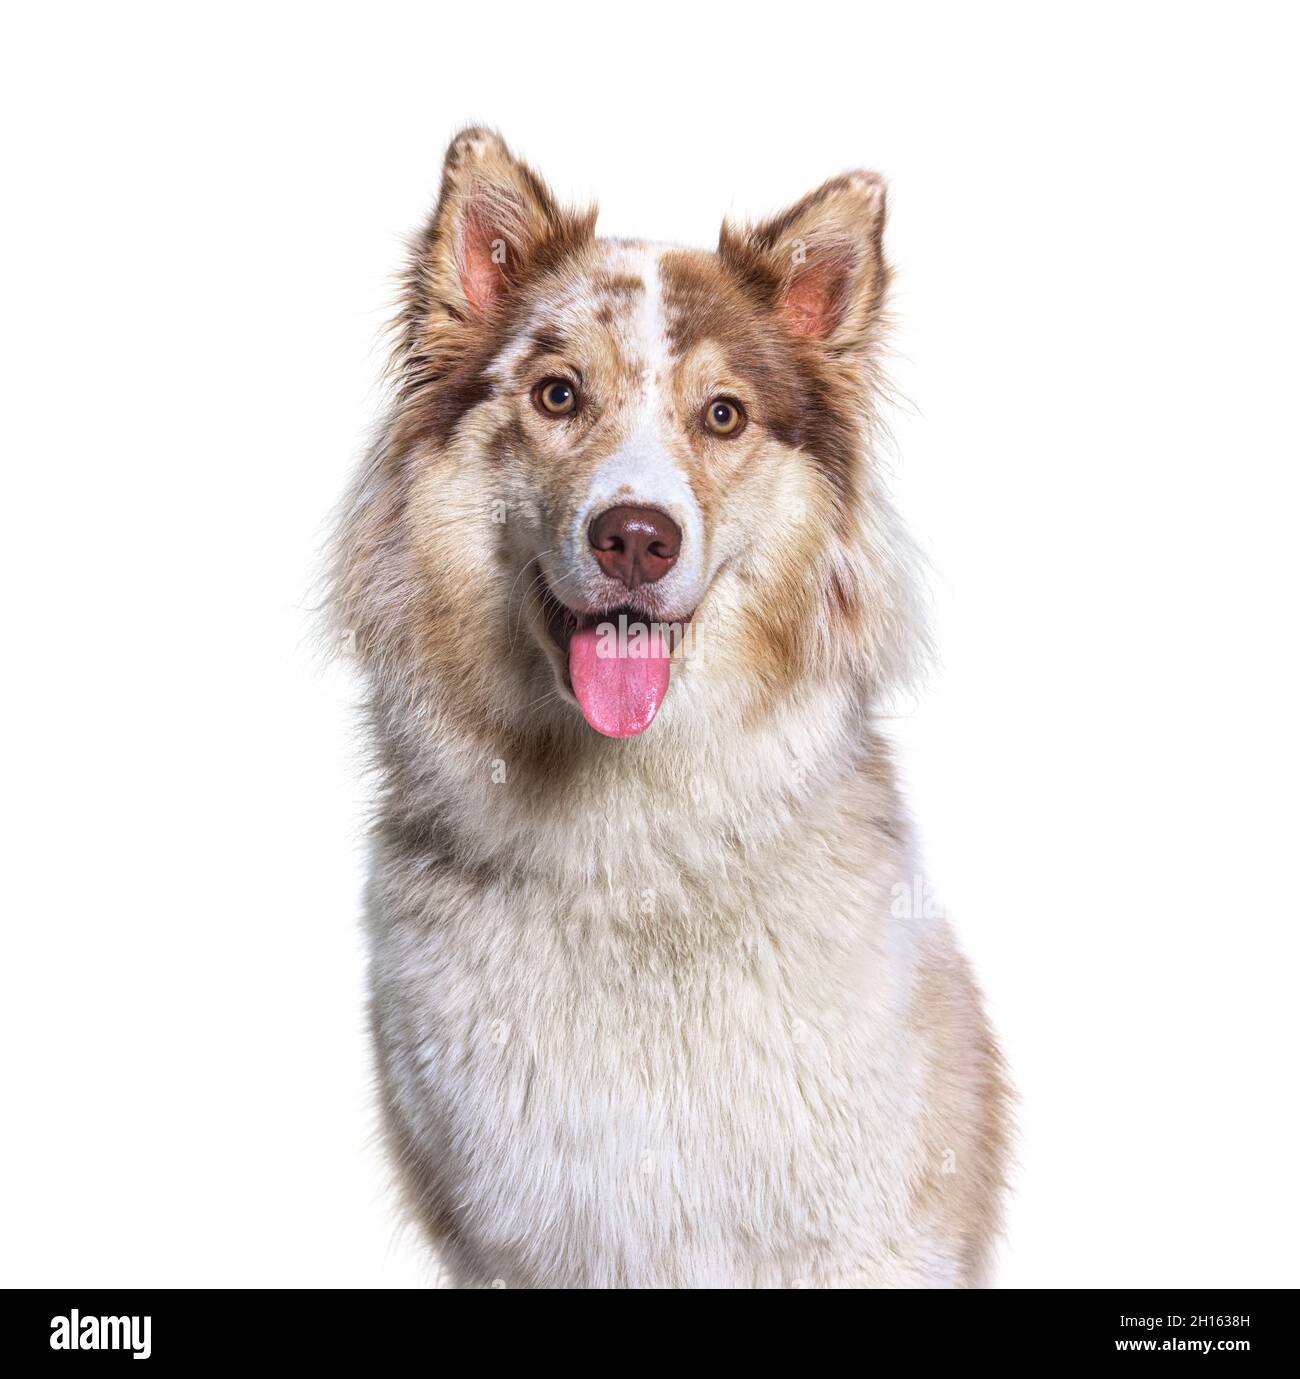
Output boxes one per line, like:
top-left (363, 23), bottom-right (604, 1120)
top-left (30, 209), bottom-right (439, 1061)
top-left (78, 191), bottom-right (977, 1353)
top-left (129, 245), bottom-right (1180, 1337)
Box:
top-left (331, 128), bottom-right (1010, 1287)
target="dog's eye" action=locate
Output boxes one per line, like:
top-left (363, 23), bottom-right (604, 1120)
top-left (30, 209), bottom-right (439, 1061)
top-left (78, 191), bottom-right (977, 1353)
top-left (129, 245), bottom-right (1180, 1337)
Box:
top-left (534, 379), bottom-right (578, 416)
top-left (703, 398), bottom-right (745, 437)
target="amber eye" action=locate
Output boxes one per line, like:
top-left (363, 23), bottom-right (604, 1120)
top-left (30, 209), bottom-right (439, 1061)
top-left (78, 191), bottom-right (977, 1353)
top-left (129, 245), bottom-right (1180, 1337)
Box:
top-left (534, 378), bottom-right (578, 416)
top-left (704, 397), bottom-right (745, 436)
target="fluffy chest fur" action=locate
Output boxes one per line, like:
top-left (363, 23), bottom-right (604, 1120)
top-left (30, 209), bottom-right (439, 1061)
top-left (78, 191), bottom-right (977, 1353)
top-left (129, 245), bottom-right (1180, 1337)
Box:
top-left (369, 738), bottom-right (942, 1288)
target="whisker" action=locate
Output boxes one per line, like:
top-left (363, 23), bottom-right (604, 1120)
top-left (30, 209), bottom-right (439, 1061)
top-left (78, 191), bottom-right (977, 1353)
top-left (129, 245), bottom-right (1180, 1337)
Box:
top-left (508, 572), bottom-right (551, 656)
top-left (521, 682), bottom-right (569, 716)
top-left (504, 551), bottom-right (554, 653)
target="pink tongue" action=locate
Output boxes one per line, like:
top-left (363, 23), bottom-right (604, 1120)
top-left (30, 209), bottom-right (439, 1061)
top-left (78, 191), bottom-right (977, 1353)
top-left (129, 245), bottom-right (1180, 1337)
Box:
top-left (568, 623), bottom-right (671, 738)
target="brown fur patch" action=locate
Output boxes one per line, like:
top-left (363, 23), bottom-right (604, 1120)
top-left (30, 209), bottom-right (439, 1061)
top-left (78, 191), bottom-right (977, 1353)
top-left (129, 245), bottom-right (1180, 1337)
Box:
top-left (590, 270), bottom-right (645, 298)
top-left (659, 250), bottom-right (864, 516)
top-left (906, 934), bottom-right (1014, 1285)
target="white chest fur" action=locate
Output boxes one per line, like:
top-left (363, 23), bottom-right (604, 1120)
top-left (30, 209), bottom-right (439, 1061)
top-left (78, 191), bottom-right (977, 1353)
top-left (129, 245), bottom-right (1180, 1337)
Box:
top-left (368, 797), bottom-right (948, 1288)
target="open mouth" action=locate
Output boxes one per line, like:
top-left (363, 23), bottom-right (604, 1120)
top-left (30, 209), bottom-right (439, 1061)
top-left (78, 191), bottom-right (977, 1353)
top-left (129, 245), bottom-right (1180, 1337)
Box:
top-left (539, 584), bottom-right (693, 739)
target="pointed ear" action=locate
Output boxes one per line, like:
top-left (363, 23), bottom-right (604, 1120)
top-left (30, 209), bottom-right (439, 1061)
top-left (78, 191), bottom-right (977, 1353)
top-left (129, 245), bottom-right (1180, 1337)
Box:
top-left (399, 128), bottom-right (595, 363)
top-left (720, 171), bottom-right (890, 352)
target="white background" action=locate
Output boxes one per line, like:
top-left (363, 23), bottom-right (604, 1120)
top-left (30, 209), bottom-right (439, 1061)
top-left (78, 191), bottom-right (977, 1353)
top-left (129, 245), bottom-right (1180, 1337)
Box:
top-left (3, 1), bottom-right (1297, 1288)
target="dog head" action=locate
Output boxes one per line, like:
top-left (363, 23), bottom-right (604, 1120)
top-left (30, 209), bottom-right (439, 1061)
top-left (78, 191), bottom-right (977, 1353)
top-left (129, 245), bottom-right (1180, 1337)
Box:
top-left (336, 129), bottom-right (922, 749)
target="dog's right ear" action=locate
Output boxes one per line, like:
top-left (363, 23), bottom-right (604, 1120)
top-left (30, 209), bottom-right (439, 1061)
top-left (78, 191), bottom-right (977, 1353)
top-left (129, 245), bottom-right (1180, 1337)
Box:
top-left (396, 128), bottom-right (595, 372)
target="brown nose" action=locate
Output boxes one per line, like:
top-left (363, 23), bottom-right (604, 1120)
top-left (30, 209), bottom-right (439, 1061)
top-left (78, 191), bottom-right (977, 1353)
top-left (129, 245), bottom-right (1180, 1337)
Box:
top-left (588, 505), bottom-right (682, 588)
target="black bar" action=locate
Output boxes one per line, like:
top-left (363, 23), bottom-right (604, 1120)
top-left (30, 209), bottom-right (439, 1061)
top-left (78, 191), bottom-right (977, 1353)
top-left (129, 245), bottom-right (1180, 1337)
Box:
top-left (1, 1287), bottom-right (1282, 1363)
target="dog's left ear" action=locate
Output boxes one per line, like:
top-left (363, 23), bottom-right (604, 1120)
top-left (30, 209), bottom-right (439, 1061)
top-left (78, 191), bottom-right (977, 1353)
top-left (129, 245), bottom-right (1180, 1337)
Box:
top-left (720, 172), bottom-right (890, 353)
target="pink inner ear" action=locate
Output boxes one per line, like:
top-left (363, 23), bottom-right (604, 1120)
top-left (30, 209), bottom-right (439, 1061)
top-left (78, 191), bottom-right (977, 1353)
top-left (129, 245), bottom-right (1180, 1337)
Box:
top-left (459, 210), bottom-right (505, 311)
top-left (781, 257), bottom-right (849, 339)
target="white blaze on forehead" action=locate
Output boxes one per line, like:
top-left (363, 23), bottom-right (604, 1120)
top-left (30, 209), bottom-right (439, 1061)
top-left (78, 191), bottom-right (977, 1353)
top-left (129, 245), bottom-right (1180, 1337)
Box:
top-left (635, 243), bottom-right (671, 385)
top-left (575, 245), bottom-right (705, 597)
